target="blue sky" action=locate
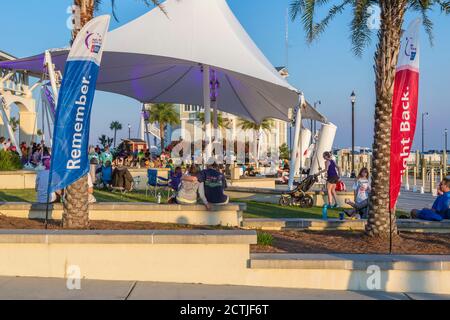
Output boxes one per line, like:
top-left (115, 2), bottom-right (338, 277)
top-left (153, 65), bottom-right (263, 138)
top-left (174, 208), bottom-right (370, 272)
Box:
top-left (1, 0), bottom-right (449, 150)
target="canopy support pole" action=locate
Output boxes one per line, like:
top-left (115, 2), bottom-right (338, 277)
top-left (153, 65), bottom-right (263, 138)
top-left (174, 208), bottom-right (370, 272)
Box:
top-left (288, 93), bottom-right (304, 190)
top-left (203, 65), bottom-right (212, 164)
top-left (44, 50), bottom-right (59, 106)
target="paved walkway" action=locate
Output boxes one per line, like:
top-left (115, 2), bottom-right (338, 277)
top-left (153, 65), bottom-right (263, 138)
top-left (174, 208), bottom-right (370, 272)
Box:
top-left (0, 277), bottom-right (448, 300)
top-left (227, 178), bottom-right (436, 213)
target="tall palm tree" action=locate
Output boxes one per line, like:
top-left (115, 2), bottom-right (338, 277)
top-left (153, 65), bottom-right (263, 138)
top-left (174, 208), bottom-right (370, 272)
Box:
top-left (63, 0), bottom-right (166, 229)
top-left (109, 121), bottom-right (122, 147)
top-left (148, 103), bottom-right (180, 152)
top-left (238, 118), bottom-right (274, 166)
top-left (9, 117), bottom-right (19, 133)
top-left (197, 112), bottom-right (231, 129)
top-left (290, 0), bottom-right (449, 237)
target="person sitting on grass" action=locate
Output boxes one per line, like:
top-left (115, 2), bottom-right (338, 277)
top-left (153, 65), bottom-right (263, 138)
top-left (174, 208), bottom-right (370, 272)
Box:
top-left (112, 158), bottom-right (134, 192)
top-left (410, 178), bottom-right (450, 221)
top-left (343, 167), bottom-right (371, 219)
top-left (198, 162), bottom-right (229, 210)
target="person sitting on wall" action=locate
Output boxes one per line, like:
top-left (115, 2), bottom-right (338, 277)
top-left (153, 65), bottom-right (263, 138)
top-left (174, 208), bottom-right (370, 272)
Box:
top-left (198, 162), bottom-right (229, 210)
top-left (169, 166), bottom-right (183, 192)
top-left (111, 158), bottom-right (134, 192)
top-left (170, 165), bottom-right (207, 205)
top-left (344, 167), bottom-right (371, 219)
top-left (35, 158), bottom-right (61, 203)
top-left (410, 178), bottom-right (450, 221)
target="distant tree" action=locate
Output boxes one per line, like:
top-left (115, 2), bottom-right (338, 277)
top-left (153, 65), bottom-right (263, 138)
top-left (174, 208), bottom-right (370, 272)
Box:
top-left (279, 143), bottom-right (290, 160)
top-left (109, 121), bottom-right (123, 147)
top-left (36, 129), bottom-right (43, 138)
top-left (197, 112), bottom-right (231, 129)
top-left (98, 134), bottom-right (113, 149)
top-left (238, 118), bottom-right (274, 166)
top-left (148, 103), bottom-right (180, 152)
top-left (9, 117), bottom-right (19, 133)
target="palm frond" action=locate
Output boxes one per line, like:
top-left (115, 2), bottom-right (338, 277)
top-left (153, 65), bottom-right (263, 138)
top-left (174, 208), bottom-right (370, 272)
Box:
top-left (350, 0), bottom-right (374, 56)
top-left (313, 0), bottom-right (352, 39)
top-left (409, 0), bottom-right (435, 46)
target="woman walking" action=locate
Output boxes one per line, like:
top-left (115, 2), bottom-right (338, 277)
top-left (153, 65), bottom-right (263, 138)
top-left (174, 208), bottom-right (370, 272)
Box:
top-left (321, 151), bottom-right (341, 208)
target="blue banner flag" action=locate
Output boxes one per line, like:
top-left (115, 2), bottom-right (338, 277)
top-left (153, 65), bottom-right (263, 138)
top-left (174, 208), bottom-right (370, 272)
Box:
top-left (49, 16), bottom-right (110, 193)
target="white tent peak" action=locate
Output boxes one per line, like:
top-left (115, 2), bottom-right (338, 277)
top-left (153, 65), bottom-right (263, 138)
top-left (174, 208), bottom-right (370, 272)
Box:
top-left (106, 0), bottom-right (297, 92)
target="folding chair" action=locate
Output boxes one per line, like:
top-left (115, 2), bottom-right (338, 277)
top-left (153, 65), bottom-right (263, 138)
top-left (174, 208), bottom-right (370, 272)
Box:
top-left (146, 169), bottom-right (173, 200)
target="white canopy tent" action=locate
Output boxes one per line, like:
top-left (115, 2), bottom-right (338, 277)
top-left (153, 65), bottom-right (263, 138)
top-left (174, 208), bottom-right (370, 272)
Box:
top-left (0, 0), bottom-right (329, 187)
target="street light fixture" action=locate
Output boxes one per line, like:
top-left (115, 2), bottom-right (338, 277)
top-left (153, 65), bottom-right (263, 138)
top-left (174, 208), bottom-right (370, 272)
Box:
top-left (128, 124), bottom-right (131, 139)
top-left (350, 91), bottom-right (356, 178)
top-left (421, 112), bottom-right (429, 156)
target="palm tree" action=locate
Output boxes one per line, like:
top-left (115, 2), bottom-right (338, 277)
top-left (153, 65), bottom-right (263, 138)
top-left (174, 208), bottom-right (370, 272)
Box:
top-left (109, 121), bottom-right (122, 147)
top-left (290, 0), bottom-right (449, 237)
top-left (238, 118), bottom-right (274, 167)
top-left (9, 117), bottom-right (19, 133)
top-left (148, 103), bottom-right (180, 153)
top-left (197, 112), bottom-right (231, 129)
top-left (98, 134), bottom-right (114, 149)
top-left (63, 0), bottom-right (166, 229)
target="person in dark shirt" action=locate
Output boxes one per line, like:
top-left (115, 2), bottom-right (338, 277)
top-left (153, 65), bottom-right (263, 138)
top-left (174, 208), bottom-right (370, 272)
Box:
top-left (198, 162), bottom-right (228, 210)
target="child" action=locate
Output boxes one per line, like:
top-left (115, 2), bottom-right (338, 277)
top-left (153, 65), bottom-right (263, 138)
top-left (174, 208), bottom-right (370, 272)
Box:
top-left (344, 167), bottom-right (371, 219)
top-left (169, 166), bottom-right (183, 192)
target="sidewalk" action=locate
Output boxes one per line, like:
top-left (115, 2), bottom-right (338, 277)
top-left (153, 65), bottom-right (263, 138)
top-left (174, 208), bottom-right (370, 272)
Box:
top-left (0, 277), bottom-right (449, 300)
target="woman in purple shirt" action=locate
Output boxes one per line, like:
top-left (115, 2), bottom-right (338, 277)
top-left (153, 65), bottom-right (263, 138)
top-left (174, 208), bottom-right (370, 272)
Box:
top-left (320, 151), bottom-right (341, 208)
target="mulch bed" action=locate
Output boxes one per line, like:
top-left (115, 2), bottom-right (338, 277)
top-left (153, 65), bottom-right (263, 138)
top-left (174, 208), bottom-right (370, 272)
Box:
top-left (0, 215), bottom-right (232, 231)
top-left (251, 230), bottom-right (450, 255)
top-left (1, 215), bottom-right (449, 255)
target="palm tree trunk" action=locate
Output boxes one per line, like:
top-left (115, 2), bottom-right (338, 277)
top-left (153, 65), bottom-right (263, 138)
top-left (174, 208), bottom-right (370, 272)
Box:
top-left (114, 129), bottom-right (117, 147)
top-left (160, 123), bottom-right (165, 153)
top-left (365, 0), bottom-right (407, 237)
top-left (62, 0), bottom-right (95, 229)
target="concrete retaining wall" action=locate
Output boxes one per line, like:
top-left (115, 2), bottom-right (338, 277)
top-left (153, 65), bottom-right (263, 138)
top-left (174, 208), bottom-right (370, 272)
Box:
top-left (0, 230), bottom-right (449, 294)
top-left (0, 202), bottom-right (245, 227)
top-left (0, 170), bottom-right (36, 189)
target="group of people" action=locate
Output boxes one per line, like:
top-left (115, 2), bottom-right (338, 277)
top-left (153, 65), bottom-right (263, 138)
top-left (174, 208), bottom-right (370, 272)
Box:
top-left (321, 151), bottom-right (450, 221)
top-left (168, 162), bottom-right (229, 209)
top-left (0, 137), bottom-right (51, 168)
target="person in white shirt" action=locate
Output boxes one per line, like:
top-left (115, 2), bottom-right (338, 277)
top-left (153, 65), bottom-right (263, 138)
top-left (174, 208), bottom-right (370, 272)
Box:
top-left (344, 167), bottom-right (371, 219)
top-left (35, 159), bottom-right (57, 203)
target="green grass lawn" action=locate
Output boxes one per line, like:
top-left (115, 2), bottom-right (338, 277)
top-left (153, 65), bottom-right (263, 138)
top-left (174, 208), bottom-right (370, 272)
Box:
top-left (0, 189), bottom-right (406, 219)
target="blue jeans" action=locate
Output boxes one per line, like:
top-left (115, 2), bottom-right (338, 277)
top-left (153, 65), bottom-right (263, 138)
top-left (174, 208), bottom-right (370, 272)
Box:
top-left (417, 209), bottom-right (447, 221)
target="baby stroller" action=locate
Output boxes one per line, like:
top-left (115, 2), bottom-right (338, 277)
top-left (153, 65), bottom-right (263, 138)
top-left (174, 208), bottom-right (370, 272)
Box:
top-left (279, 174), bottom-right (319, 208)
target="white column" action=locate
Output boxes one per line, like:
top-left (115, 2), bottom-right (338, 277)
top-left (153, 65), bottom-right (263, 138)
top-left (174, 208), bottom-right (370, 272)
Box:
top-left (181, 119), bottom-right (186, 140)
top-left (203, 65), bottom-right (212, 163)
top-left (288, 94), bottom-right (304, 190)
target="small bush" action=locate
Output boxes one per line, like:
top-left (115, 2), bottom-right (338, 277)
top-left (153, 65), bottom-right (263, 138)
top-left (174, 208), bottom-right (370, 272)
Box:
top-left (0, 150), bottom-right (22, 171)
top-left (257, 232), bottom-right (274, 246)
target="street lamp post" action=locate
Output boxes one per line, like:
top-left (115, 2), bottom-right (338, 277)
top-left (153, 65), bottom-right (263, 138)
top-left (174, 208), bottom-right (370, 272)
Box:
top-left (350, 91), bottom-right (356, 178)
top-left (312, 100), bottom-right (321, 143)
top-left (128, 124), bottom-right (131, 139)
top-left (445, 128), bottom-right (448, 176)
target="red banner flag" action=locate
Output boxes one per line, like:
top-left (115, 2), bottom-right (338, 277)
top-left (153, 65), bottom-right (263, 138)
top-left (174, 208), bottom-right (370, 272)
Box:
top-left (389, 19), bottom-right (421, 210)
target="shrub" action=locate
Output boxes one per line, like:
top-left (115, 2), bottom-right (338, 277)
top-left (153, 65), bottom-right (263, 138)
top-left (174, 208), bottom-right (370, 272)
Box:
top-left (257, 232), bottom-right (274, 246)
top-left (0, 150), bottom-right (22, 171)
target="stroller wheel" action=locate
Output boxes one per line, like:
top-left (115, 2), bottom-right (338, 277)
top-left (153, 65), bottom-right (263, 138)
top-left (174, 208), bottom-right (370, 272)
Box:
top-left (279, 195), bottom-right (291, 206)
top-left (300, 195), bottom-right (314, 208)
